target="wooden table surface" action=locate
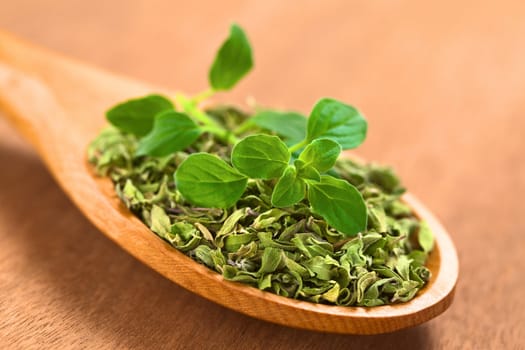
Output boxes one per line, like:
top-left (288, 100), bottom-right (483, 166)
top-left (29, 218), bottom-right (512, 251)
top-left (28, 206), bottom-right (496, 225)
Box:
top-left (0, 1), bottom-right (524, 349)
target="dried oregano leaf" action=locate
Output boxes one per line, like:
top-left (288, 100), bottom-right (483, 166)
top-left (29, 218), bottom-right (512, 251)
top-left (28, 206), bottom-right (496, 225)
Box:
top-left (149, 205), bottom-right (171, 238)
top-left (88, 107), bottom-right (434, 307)
top-left (215, 208), bottom-right (247, 247)
top-left (120, 179), bottom-right (146, 209)
top-left (259, 247), bottom-right (284, 274)
top-left (418, 220), bottom-right (435, 253)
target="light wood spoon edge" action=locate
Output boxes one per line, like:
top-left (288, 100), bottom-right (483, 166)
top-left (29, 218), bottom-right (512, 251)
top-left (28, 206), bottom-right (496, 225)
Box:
top-left (0, 30), bottom-right (458, 334)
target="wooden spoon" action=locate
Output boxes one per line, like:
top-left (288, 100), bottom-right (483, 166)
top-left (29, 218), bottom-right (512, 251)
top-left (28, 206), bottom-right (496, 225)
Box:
top-left (0, 30), bottom-right (458, 334)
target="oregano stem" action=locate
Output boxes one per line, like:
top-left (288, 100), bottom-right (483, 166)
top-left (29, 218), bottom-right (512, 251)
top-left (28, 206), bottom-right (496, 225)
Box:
top-left (233, 120), bottom-right (255, 135)
top-left (174, 94), bottom-right (214, 125)
top-left (190, 107), bottom-right (221, 129)
top-left (192, 88), bottom-right (216, 103)
top-left (288, 139), bottom-right (308, 153)
top-left (201, 125), bottom-right (239, 144)
top-left (174, 93), bottom-right (236, 144)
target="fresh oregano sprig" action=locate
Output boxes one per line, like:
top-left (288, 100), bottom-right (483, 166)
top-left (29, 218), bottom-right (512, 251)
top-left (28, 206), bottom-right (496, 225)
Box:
top-left (175, 98), bottom-right (368, 235)
top-left (104, 23), bottom-right (369, 237)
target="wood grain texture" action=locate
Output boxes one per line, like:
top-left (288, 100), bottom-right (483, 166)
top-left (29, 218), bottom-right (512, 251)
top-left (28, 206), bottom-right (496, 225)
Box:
top-left (0, 0), bottom-right (524, 348)
top-left (0, 28), bottom-right (457, 334)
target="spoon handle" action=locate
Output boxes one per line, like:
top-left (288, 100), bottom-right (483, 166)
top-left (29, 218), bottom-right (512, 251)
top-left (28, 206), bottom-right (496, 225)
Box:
top-left (0, 30), bottom-right (158, 149)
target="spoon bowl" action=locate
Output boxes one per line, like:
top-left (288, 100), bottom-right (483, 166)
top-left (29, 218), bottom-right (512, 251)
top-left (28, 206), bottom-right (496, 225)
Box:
top-left (0, 30), bottom-right (458, 334)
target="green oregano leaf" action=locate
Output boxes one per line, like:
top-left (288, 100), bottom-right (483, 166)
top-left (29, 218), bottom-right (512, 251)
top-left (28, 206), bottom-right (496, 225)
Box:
top-left (296, 164), bottom-right (321, 182)
top-left (250, 110), bottom-right (307, 144)
top-left (307, 175), bottom-right (367, 236)
top-left (136, 111), bottom-right (202, 157)
top-left (174, 153), bottom-right (248, 208)
top-left (298, 138), bottom-right (341, 172)
top-left (231, 134), bottom-right (290, 179)
top-left (209, 24), bottom-right (254, 91)
top-left (271, 166), bottom-right (306, 207)
top-left (106, 94), bottom-right (174, 137)
top-left (307, 98), bottom-right (367, 149)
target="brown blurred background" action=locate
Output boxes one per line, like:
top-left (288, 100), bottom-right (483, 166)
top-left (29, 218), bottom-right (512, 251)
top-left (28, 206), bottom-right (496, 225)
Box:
top-left (0, 1), bottom-right (524, 349)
